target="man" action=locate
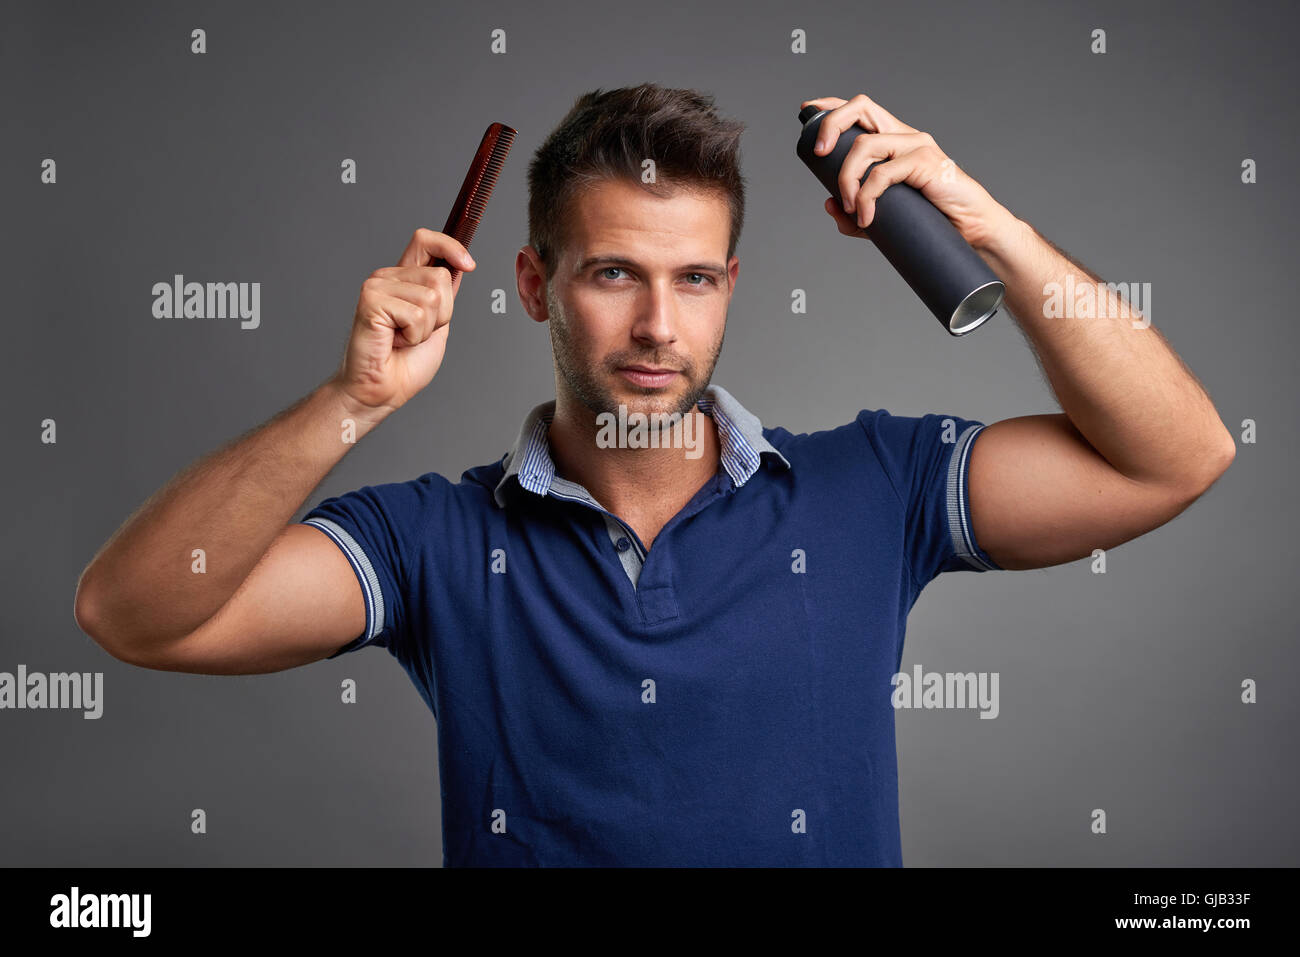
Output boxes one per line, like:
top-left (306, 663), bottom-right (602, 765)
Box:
top-left (73, 84), bottom-right (1235, 866)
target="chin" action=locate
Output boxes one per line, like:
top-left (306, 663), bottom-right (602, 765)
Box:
top-left (614, 379), bottom-right (689, 405)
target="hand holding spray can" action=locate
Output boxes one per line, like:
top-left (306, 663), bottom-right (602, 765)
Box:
top-left (796, 104), bottom-right (1004, 336)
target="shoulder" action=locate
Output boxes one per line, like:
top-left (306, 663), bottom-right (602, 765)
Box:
top-left (307, 461), bottom-right (499, 524)
top-left (761, 407), bottom-right (899, 462)
top-left (762, 407), bottom-right (987, 491)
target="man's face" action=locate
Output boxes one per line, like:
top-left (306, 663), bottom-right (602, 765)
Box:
top-left (537, 177), bottom-right (739, 421)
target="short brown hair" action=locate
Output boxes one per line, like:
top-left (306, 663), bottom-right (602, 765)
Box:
top-left (527, 83), bottom-right (746, 281)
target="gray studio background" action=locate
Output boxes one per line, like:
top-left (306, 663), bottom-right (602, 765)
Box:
top-left (2, 0), bottom-right (1295, 866)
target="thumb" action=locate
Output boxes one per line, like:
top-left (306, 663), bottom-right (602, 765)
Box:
top-left (825, 195), bottom-right (866, 237)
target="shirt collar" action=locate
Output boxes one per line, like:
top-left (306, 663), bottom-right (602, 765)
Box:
top-left (492, 383), bottom-right (792, 508)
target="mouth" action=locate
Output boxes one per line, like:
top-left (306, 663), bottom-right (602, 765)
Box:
top-left (617, 365), bottom-right (680, 388)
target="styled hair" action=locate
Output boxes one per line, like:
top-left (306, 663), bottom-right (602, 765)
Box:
top-left (527, 83), bottom-right (746, 281)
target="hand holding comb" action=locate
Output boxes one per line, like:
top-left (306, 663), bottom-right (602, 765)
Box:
top-left (434, 122), bottom-right (517, 288)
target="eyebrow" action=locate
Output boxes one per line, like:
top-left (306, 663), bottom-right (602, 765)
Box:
top-left (574, 255), bottom-right (728, 277)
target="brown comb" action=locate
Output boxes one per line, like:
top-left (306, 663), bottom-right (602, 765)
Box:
top-left (434, 122), bottom-right (517, 286)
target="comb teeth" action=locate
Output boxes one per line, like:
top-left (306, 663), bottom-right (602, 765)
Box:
top-left (439, 123), bottom-right (517, 284)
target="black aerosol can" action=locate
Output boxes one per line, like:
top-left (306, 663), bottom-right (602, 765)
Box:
top-left (796, 105), bottom-right (1004, 336)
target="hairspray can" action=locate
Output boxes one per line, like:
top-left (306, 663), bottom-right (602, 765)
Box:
top-left (796, 105), bottom-right (1004, 336)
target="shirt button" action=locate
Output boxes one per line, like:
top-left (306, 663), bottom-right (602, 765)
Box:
top-left (615, 537), bottom-right (631, 552)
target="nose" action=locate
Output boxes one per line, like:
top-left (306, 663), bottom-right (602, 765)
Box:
top-left (631, 278), bottom-right (678, 348)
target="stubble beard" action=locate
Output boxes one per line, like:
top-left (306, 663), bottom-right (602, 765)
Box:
top-left (546, 281), bottom-right (724, 424)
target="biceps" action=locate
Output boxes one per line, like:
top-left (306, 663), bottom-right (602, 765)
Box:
top-left (967, 414), bottom-right (1200, 571)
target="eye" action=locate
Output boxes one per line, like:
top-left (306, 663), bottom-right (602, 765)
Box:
top-left (598, 267), bottom-right (627, 281)
top-left (685, 273), bottom-right (716, 286)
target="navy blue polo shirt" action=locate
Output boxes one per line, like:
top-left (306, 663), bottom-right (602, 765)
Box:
top-left (297, 383), bottom-right (1001, 866)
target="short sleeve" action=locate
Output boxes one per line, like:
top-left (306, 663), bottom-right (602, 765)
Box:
top-left (858, 408), bottom-right (1002, 591)
top-left (296, 476), bottom-right (437, 660)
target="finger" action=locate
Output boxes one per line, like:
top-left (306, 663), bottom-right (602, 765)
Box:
top-left (853, 145), bottom-right (945, 229)
top-left (374, 293), bottom-right (435, 348)
top-left (372, 263), bottom-right (466, 306)
top-left (395, 227), bottom-right (477, 270)
top-left (843, 92), bottom-right (915, 135)
top-left (823, 196), bottom-right (867, 238)
top-left (811, 100), bottom-right (858, 155)
top-left (368, 275), bottom-right (448, 310)
top-left (800, 95), bottom-right (846, 112)
top-left (372, 264), bottom-right (469, 288)
top-left (395, 227), bottom-right (472, 268)
top-left (814, 93), bottom-right (915, 156)
top-left (365, 276), bottom-right (451, 346)
top-left (837, 132), bottom-right (934, 213)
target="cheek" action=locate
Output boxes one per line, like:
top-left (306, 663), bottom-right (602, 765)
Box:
top-left (688, 308), bottom-right (727, 347)
top-left (555, 308), bottom-right (618, 362)
top-left (566, 290), bottom-right (638, 337)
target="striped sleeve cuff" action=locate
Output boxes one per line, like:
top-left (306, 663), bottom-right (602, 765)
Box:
top-left (946, 424), bottom-right (1001, 571)
top-left (300, 516), bottom-right (386, 645)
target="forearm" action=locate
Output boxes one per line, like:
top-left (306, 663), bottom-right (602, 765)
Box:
top-left (974, 213), bottom-right (1235, 489)
top-left (76, 376), bottom-right (390, 648)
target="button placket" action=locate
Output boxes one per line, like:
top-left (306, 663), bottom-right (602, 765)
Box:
top-left (602, 512), bottom-right (644, 590)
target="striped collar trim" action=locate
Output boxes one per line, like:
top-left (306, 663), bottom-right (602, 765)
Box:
top-left (493, 384), bottom-right (791, 508)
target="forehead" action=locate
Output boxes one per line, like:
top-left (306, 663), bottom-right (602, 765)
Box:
top-left (564, 178), bottom-right (729, 260)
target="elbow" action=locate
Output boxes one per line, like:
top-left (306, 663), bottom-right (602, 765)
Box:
top-left (73, 567), bottom-right (105, 644)
top-left (1205, 429), bottom-right (1237, 486)
top-left (73, 568), bottom-right (139, 666)
top-left (1178, 431), bottom-right (1237, 502)
top-left (74, 571), bottom-right (181, 671)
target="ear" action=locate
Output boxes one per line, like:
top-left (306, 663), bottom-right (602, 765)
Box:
top-left (516, 245), bottom-right (551, 324)
top-left (726, 254), bottom-right (739, 293)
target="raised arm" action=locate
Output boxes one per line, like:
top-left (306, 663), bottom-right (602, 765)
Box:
top-left (960, 223), bottom-right (1232, 570)
top-left (73, 228), bottom-right (475, 672)
top-left (804, 92), bottom-right (1234, 571)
